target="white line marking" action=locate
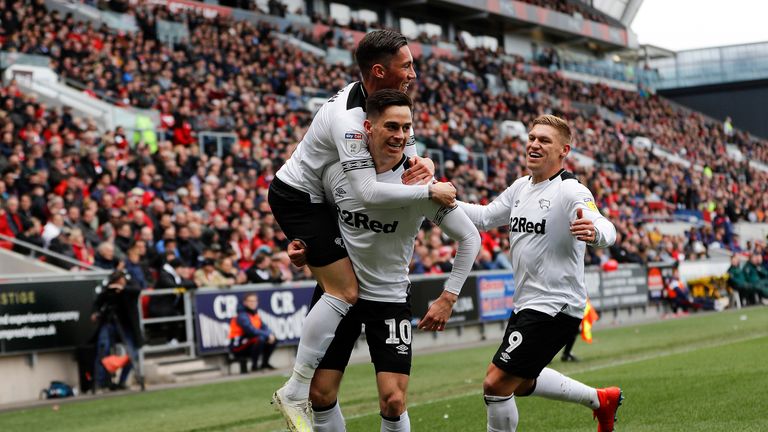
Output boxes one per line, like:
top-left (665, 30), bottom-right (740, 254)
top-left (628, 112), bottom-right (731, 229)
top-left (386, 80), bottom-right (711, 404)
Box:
top-left (333, 333), bottom-right (768, 424)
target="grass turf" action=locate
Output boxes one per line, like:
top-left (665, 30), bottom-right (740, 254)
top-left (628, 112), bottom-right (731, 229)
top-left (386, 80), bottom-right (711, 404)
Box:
top-left (1, 306), bottom-right (766, 432)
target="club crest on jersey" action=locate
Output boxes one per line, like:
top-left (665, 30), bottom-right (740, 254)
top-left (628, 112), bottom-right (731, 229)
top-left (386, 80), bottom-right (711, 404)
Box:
top-left (334, 187), bottom-right (347, 198)
top-left (344, 132), bottom-right (365, 154)
top-left (510, 217), bottom-right (546, 234)
top-left (539, 199), bottom-right (550, 209)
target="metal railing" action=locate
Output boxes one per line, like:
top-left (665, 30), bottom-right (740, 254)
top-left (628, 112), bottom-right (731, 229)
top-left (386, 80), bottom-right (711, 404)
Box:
top-left (0, 233), bottom-right (101, 272)
top-left (469, 151), bottom-right (489, 176)
top-left (426, 149), bottom-right (445, 179)
top-left (198, 131), bottom-right (238, 157)
top-left (137, 288), bottom-right (196, 375)
top-left (0, 51), bottom-right (51, 69)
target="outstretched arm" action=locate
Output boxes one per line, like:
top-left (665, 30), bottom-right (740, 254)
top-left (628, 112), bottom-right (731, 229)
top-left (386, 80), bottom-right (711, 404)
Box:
top-left (418, 205), bottom-right (481, 331)
top-left (455, 186), bottom-right (516, 231)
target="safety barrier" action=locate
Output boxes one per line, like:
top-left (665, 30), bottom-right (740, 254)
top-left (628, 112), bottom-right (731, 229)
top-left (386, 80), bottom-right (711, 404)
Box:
top-left (136, 289), bottom-right (196, 374)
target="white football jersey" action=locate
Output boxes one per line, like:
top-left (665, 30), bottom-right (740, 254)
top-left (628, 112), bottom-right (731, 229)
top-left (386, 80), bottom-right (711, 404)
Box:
top-left (276, 81), bottom-right (425, 204)
top-left (324, 156), bottom-right (479, 303)
top-left (458, 169), bottom-right (616, 318)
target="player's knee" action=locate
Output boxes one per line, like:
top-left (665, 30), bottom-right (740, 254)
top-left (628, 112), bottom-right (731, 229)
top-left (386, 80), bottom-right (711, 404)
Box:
top-left (483, 375), bottom-right (503, 396)
top-left (379, 391), bottom-right (406, 417)
top-left (339, 287), bottom-right (358, 305)
top-left (309, 385), bottom-right (337, 408)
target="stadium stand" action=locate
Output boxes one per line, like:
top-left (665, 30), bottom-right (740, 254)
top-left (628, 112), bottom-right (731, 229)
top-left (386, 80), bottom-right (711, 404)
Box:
top-left (1, 0), bottom-right (767, 290)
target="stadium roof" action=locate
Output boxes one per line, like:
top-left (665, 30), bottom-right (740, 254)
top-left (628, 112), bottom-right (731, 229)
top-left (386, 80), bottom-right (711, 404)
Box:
top-left (590, 0), bottom-right (644, 26)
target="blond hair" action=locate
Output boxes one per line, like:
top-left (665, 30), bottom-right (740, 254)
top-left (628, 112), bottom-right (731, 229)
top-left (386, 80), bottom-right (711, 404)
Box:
top-left (532, 115), bottom-right (572, 145)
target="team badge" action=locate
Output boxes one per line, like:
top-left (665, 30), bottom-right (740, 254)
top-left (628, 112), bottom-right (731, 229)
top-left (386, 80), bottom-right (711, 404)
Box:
top-left (344, 132), bottom-right (365, 154)
top-left (539, 199), bottom-right (550, 209)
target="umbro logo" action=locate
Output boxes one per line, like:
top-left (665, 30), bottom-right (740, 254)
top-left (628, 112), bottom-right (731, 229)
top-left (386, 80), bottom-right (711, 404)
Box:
top-left (395, 344), bottom-right (409, 354)
top-left (514, 200), bottom-right (520, 207)
top-left (500, 352), bottom-right (510, 362)
top-left (334, 187), bottom-right (347, 198)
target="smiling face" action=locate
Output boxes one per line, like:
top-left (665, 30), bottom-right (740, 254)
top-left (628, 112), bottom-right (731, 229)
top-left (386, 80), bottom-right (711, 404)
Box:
top-left (365, 104), bottom-right (413, 173)
top-left (371, 46), bottom-right (417, 93)
top-left (526, 124), bottom-right (570, 183)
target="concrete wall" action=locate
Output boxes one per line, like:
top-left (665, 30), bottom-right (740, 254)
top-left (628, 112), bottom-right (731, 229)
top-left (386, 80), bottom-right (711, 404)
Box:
top-left (0, 351), bottom-right (80, 405)
top-left (0, 248), bottom-right (66, 276)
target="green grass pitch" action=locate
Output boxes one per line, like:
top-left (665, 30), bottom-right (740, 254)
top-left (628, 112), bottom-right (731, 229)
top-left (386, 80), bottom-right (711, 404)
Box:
top-left (1, 307), bottom-right (766, 431)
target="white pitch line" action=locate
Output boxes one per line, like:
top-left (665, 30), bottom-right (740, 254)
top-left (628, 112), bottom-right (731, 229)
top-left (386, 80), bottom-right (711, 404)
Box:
top-left (266, 332), bottom-right (767, 430)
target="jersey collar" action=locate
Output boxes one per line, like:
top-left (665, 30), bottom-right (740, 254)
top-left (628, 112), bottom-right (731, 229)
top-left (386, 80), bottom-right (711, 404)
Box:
top-left (548, 168), bottom-right (566, 181)
top-left (391, 154), bottom-right (408, 172)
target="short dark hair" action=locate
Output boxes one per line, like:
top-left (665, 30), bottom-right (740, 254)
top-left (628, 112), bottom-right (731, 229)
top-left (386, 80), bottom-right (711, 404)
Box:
top-left (355, 30), bottom-right (408, 80)
top-left (366, 89), bottom-right (413, 120)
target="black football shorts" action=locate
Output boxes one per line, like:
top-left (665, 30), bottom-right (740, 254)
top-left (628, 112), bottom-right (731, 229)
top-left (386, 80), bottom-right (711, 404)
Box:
top-left (318, 297), bottom-right (413, 375)
top-left (268, 177), bottom-right (348, 267)
top-left (492, 308), bottom-right (581, 379)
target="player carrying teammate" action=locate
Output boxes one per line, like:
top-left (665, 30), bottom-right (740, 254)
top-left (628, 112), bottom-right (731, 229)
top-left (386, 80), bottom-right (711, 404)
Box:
top-left (297, 89), bottom-right (480, 432)
top-left (457, 115), bottom-right (624, 432)
top-left (268, 31), bottom-right (456, 431)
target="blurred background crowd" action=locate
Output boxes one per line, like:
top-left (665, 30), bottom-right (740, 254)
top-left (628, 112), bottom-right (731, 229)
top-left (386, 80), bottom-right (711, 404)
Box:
top-left (1, 0), bottom-right (766, 292)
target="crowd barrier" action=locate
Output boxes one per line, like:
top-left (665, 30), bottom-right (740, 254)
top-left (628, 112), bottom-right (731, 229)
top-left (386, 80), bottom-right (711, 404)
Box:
top-left (1, 262), bottom-right (729, 358)
top-left (0, 261), bottom-right (743, 403)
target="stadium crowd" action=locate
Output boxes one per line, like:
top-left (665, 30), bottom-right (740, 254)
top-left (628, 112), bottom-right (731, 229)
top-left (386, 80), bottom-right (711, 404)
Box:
top-left (0, 1), bottom-right (767, 292)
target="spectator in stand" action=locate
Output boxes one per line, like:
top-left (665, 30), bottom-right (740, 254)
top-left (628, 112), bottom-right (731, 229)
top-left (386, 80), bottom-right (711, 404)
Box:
top-left (194, 257), bottom-right (234, 288)
top-left (94, 242), bottom-right (121, 270)
top-left (0, 196), bottom-right (27, 247)
top-left (124, 243), bottom-right (148, 290)
top-left (218, 255), bottom-right (248, 285)
top-left (2, 0), bottom-right (768, 288)
top-left (246, 252), bottom-right (284, 284)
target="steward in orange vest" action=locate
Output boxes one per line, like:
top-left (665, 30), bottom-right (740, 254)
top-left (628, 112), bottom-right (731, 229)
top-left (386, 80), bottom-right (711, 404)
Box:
top-left (228, 293), bottom-right (276, 373)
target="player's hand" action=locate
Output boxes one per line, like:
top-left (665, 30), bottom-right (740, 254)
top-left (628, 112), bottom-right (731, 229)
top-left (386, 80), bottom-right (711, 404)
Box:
top-left (570, 208), bottom-right (596, 243)
top-left (268, 334), bottom-right (276, 344)
top-left (287, 239), bottom-right (308, 267)
top-left (402, 156), bottom-right (435, 185)
top-left (417, 291), bottom-right (458, 331)
top-left (428, 182), bottom-right (456, 207)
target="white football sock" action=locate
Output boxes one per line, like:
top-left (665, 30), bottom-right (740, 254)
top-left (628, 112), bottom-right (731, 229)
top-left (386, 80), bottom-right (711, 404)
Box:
top-left (284, 294), bottom-right (351, 401)
top-left (313, 400), bottom-right (346, 432)
top-left (530, 368), bottom-right (599, 409)
top-left (485, 394), bottom-right (518, 432)
top-left (381, 410), bottom-right (410, 432)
